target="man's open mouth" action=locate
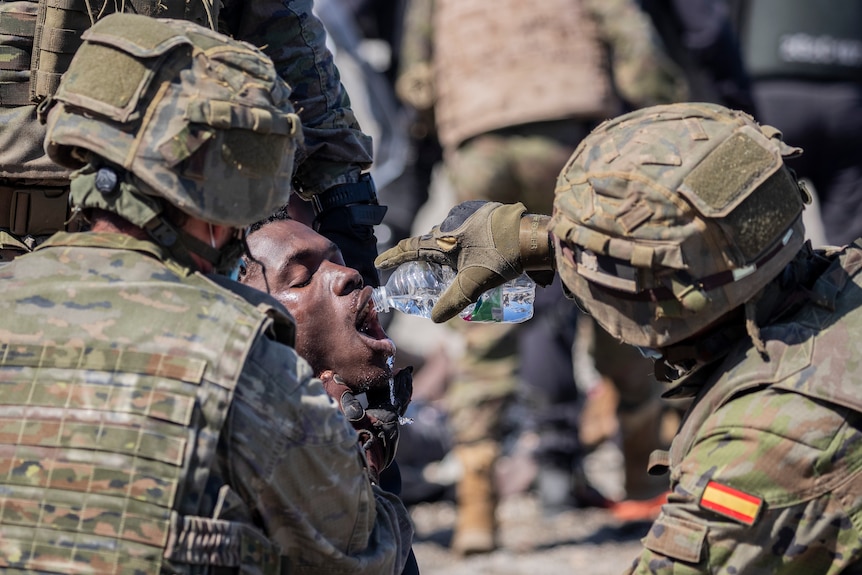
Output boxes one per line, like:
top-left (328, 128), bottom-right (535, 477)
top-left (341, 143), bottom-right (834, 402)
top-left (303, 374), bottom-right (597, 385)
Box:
top-left (355, 287), bottom-right (391, 342)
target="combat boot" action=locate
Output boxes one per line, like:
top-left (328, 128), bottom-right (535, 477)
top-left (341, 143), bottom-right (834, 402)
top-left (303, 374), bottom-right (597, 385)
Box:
top-left (451, 439), bottom-right (499, 555)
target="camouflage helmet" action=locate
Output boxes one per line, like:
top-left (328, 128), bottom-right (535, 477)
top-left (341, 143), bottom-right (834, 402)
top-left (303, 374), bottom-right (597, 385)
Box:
top-left (551, 102), bottom-right (809, 348)
top-left (42, 13), bottom-right (302, 228)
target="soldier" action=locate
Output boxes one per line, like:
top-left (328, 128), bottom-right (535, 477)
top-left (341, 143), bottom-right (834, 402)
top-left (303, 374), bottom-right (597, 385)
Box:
top-left (376, 101), bottom-right (862, 572)
top-left (0, 14), bottom-right (412, 574)
top-left (0, 0), bottom-right (385, 287)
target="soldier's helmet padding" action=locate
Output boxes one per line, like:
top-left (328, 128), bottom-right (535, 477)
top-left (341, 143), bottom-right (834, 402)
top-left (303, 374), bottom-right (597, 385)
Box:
top-left (551, 102), bottom-right (808, 348)
top-left (43, 13), bottom-right (302, 228)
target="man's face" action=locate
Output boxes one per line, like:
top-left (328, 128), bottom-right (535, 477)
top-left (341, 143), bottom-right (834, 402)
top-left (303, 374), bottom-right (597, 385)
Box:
top-left (242, 219), bottom-right (395, 389)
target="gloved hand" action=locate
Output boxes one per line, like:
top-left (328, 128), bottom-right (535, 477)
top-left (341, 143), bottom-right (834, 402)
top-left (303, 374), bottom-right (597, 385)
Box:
top-left (321, 367), bottom-right (413, 484)
top-left (375, 200), bottom-right (554, 322)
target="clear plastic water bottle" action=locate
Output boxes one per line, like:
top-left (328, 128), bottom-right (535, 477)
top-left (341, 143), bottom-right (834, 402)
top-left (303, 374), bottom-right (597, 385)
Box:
top-left (372, 260), bottom-right (535, 323)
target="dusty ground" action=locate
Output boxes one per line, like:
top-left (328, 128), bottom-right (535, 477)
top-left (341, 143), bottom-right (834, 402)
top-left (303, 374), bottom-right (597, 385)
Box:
top-left (409, 497), bottom-right (649, 575)
top-left (406, 442), bottom-right (652, 575)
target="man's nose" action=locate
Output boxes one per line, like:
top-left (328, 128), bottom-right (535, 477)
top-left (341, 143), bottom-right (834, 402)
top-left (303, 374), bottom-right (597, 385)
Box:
top-left (332, 264), bottom-right (363, 295)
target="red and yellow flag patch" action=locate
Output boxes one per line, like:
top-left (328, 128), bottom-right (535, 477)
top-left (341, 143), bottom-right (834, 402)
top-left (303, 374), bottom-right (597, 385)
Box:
top-left (699, 481), bottom-right (762, 526)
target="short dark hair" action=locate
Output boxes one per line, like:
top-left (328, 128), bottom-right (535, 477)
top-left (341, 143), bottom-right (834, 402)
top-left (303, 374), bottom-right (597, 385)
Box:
top-left (249, 204), bottom-right (291, 235)
top-left (240, 204), bottom-right (293, 283)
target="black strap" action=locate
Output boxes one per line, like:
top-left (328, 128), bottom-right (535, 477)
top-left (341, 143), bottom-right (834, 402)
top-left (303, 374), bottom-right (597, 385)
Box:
top-left (311, 172), bottom-right (379, 214)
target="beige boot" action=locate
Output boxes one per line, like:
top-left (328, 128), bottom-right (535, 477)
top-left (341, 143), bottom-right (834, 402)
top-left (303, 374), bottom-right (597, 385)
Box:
top-left (451, 440), bottom-right (499, 555)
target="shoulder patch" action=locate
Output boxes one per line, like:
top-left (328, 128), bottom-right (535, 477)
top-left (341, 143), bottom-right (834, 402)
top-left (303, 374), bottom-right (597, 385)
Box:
top-left (699, 480), bottom-right (763, 526)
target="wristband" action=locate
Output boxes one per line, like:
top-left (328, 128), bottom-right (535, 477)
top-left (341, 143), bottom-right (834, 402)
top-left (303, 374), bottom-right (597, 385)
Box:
top-left (519, 214), bottom-right (555, 271)
top-left (311, 173), bottom-right (386, 226)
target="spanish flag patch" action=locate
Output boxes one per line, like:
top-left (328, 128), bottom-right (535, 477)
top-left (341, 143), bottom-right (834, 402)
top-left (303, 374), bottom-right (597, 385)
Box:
top-left (699, 481), bottom-right (762, 526)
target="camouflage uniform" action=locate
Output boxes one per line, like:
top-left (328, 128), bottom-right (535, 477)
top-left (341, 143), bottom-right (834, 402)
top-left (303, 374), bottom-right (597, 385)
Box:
top-left (0, 232), bottom-right (412, 574)
top-left (549, 102), bottom-right (858, 572)
top-left (626, 242), bottom-right (862, 573)
top-left (0, 0), bottom-right (373, 259)
top-left (397, 0), bottom-right (687, 413)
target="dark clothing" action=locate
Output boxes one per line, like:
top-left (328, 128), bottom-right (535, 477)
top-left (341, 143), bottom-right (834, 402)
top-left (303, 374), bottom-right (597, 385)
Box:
top-left (517, 277), bottom-right (583, 471)
top-left (734, 0), bottom-right (862, 245)
top-left (641, 0), bottom-right (759, 115)
top-left (752, 80), bottom-right (862, 246)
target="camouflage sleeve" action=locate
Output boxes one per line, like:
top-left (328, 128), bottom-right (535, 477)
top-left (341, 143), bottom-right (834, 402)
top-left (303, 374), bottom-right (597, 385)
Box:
top-left (582, 0), bottom-right (688, 108)
top-left (220, 0), bottom-right (373, 199)
top-left (226, 335), bottom-right (413, 574)
top-left (625, 388), bottom-right (862, 574)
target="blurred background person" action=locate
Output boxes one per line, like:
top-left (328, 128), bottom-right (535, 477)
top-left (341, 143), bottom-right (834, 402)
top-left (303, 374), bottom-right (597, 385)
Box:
top-left (732, 0), bottom-right (862, 246)
top-left (641, 0), bottom-right (759, 116)
top-left (395, 0), bottom-right (687, 554)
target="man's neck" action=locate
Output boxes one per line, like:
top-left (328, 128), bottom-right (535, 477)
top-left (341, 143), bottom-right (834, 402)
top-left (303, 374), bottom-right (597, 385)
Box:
top-left (89, 212), bottom-right (234, 274)
top-left (90, 214), bottom-right (150, 240)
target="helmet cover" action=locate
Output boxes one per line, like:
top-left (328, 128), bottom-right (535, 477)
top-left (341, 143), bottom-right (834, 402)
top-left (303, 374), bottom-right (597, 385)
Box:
top-left (551, 102), bottom-right (808, 347)
top-left (43, 13), bottom-right (302, 227)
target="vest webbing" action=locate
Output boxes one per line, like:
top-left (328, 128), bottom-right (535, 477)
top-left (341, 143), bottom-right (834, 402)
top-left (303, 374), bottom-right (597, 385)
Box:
top-left (0, 0), bottom-right (38, 105)
top-left (0, 0), bottom-right (216, 107)
top-left (431, 0), bottom-right (613, 150)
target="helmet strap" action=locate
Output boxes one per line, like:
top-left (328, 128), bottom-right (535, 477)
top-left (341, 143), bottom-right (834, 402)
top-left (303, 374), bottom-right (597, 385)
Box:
top-left (70, 162), bottom-right (228, 271)
top-left (744, 299), bottom-right (769, 360)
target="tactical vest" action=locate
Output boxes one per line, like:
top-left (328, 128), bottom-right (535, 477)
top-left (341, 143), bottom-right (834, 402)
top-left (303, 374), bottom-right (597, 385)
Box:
top-left (431, 0), bottom-right (615, 151)
top-left (741, 0), bottom-right (862, 81)
top-left (0, 236), bottom-right (288, 574)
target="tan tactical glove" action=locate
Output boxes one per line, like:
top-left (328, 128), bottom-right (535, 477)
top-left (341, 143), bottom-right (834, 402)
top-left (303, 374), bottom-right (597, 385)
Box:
top-left (321, 368), bottom-right (413, 485)
top-left (375, 201), bottom-right (554, 323)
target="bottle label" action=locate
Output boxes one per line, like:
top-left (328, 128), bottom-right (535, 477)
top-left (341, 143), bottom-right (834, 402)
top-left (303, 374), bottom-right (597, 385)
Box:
top-left (462, 290), bottom-right (503, 322)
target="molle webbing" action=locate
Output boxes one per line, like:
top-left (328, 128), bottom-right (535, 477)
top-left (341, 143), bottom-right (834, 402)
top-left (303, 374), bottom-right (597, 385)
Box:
top-left (0, 339), bottom-right (269, 573)
top-left (25, 0), bottom-right (213, 103)
top-left (0, 0), bottom-right (38, 105)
